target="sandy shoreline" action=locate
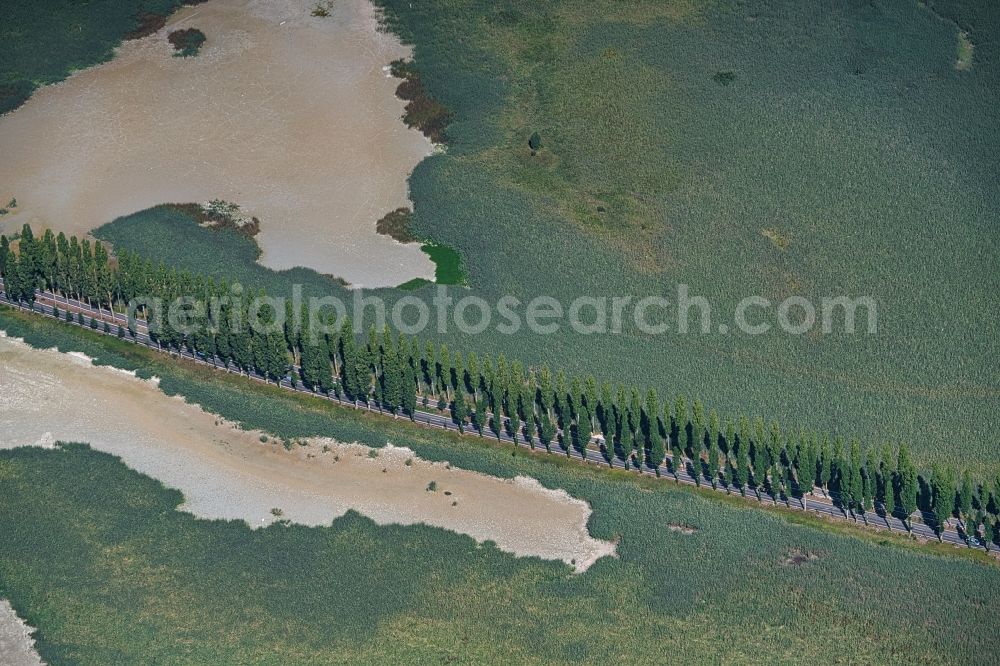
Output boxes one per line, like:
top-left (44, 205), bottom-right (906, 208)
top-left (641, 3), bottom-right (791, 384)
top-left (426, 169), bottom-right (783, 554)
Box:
top-left (0, 0), bottom-right (435, 287)
top-left (0, 332), bottom-right (615, 571)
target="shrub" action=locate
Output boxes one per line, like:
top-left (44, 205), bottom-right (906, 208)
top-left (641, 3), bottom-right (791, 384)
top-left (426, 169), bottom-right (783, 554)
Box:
top-left (167, 28), bottom-right (206, 57)
top-left (311, 2), bottom-right (333, 17)
top-left (528, 131), bottom-right (542, 152)
top-left (712, 70), bottom-right (736, 85)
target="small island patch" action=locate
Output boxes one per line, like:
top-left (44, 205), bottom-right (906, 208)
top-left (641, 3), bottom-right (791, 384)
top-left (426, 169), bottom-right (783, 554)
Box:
top-left (956, 31), bottom-right (974, 70)
top-left (167, 200), bottom-right (260, 237)
top-left (311, 1), bottom-right (335, 17)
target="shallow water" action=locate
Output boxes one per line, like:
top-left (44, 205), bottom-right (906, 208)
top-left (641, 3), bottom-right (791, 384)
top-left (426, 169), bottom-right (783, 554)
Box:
top-left (0, 0), bottom-right (434, 287)
top-left (0, 600), bottom-right (43, 666)
top-left (0, 333), bottom-right (615, 571)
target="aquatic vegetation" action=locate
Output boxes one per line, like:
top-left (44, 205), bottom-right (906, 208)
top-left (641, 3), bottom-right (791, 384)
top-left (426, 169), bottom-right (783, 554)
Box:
top-left (376, 207), bottom-right (418, 243)
top-left (0, 371), bottom-right (998, 662)
top-left (390, 59), bottom-right (453, 143)
top-left (1, 0), bottom-right (194, 113)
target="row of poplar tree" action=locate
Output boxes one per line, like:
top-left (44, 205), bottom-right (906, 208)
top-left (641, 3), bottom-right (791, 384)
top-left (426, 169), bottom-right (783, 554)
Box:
top-left (2, 224), bottom-right (998, 545)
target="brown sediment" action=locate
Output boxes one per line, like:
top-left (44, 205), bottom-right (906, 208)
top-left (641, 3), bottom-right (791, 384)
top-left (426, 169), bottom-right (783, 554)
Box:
top-left (125, 12), bottom-right (168, 40)
top-left (667, 523), bottom-right (697, 535)
top-left (390, 59), bottom-right (453, 143)
top-left (375, 207), bottom-right (417, 243)
top-left (166, 202), bottom-right (261, 237)
top-left (0, 0), bottom-right (436, 288)
top-left (0, 333), bottom-right (616, 571)
top-left (781, 548), bottom-right (821, 566)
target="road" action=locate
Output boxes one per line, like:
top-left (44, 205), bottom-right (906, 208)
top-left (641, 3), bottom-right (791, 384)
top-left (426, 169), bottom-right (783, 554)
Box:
top-left (0, 282), bottom-right (990, 552)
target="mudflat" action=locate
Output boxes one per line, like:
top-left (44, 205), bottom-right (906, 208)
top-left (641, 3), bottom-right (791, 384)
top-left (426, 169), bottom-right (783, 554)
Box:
top-left (0, 333), bottom-right (615, 571)
top-left (0, 599), bottom-right (43, 666)
top-left (0, 0), bottom-right (434, 287)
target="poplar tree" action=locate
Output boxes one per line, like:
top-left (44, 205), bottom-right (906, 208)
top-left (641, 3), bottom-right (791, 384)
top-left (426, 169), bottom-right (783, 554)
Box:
top-left (767, 422), bottom-right (783, 493)
top-left (707, 410), bottom-right (721, 488)
top-left (451, 350), bottom-right (464, 397)
top-left (735, 418), bottom-right (750, 496)
top-left (958, 469), bottom-right (974, 524)
top-left (539, 411), bottom-right (556, 452)
top-left (783, 461), bottom-right (794, 507)
top-left (401, 341), bottom-right (418, 418)
top-left (0, 235), bottom-right (9, 278)
top-left (753, 417), bottom-right (767, 461)
top-left (575, 400), bottom-right (591, 459)
top-left (796, 435), bottom-right (815, 509)
top-left (844, 440), bottom-right (863, 520)
top-left (861, 448), bottom-right (878, 524)
top-left (645, 389), bottom-right (663, 473)
top-left (265, 328), bottom-right (289, 384)
top-left (553, 370), bottom-right (568, 432)
top-left (897, 444), bottom-right (918, 531)
top-left (993, 473), bottom-right (1000, 515)
top-left (619, 394), bottom-right (634, 468)
top-left (598, 380), bottom-right (614, 458)
top-left (480, 356), bottom-right (494, 411)
top-left (880, 446), bottom-right (896, 528)
top-left (971, 511), bottom-right (985, 547)
top-left (614, 384), bottom-right (628, 463)
top-left (18, 224), bottom-right (36, 282)
top-left (5, 254), bottom-right (26, 302)
top-left (489, 373), bottom-right (504, 439)
top-left (537, 365), bottom-right (553, 419)
top-left (452, 388), bottom-right (468, 432)
top-left (723, 420), bottom-right (736, 492)
top-left (691, 399), bottom-right (705, 483)
top-left (422, 340), bottom-right (436, 394)
top-left (819, 436), bottom-right (832, 496)
top-left (674, 395), bottom-right (688, 450)
top-left (438, 343), bottom-right (452, 405)
top-left (584, 376), bottom-right (598, 430)
top-left (509, 361), bottom-right (526, 442)
top-left (465, 351), bottom-right (479, 397)
top-left (380, 329), bottom-right (402, 414)
top-left (340, 317), bottom-right (360, 401)
top-left (750, 437), bottom-right (767, 501)
top-left (628, 388), bottom-right (643, 468)
top-left (494, 354), bottom-right (509, 411)
top-left (832, 438), bottom-right (846, 504)
top-left (522, 375), bottom-right (537, 448)
top-left (931, 464), bottom-right (957, 539)
top-left (473, 393), bottom-right (488, 435)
